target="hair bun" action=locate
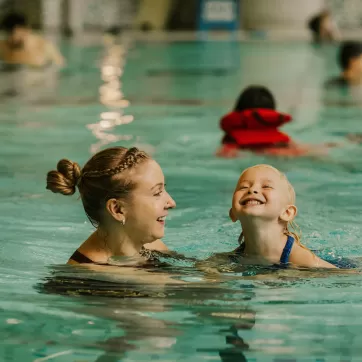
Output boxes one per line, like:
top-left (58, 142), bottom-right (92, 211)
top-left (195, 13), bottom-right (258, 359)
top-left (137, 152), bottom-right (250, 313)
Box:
top-left (46, 159), bottom-right (81, 195)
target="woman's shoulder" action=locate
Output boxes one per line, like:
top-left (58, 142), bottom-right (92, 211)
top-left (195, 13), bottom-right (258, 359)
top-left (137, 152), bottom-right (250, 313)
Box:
top-left (68, 249), bottom-right (96, 264)
top-left (144, 239), bottom-right (168, 252)
top-left (67, 232), bottom-right (107, 264)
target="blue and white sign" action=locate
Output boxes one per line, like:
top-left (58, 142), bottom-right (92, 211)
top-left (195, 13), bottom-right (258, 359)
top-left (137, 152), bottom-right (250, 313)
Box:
top-left (198, 0), bottom-right (239, 31)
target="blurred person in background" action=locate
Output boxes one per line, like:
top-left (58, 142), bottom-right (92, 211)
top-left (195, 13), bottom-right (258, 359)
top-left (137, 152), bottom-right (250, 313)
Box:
top-left (216, 86), bottom-right (338, 158)
top-left (0, 12), bottom-right (65, 68)
top-left (0, 12), bottom-right (65, 100)
top-left (325, 41), bottom-right (362, 88)
top-left (308, 9), bottom-right (340, 44)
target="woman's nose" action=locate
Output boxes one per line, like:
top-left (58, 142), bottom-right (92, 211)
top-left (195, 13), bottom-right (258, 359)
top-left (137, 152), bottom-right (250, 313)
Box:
top-left (166, 193), bottom-right (176, 209)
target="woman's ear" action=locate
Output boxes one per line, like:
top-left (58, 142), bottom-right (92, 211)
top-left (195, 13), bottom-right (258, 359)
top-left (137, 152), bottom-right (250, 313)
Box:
top-left (280, 205), bottom-right (297, 222)
top-left (229, 208), bottom-right (237, 222)
top-left (105, 198), bottom-right (126, 223)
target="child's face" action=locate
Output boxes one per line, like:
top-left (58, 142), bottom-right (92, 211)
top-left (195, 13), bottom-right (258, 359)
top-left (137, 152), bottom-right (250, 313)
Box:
top-left (231, 166), bottom-right (293, 222)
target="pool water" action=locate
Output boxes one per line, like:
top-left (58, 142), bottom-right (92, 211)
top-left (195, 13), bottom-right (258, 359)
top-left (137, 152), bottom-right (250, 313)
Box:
top-left (1, 37), bottom-right (362, 361)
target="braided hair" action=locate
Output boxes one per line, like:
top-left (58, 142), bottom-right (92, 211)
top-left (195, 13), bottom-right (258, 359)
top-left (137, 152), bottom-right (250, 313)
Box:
top-left (46, 147), bottom-right (150, 227)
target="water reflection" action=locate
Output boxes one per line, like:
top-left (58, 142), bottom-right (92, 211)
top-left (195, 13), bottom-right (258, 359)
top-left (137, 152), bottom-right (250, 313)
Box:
top-left (36, 265), bottom-right (182, 360)
top-left (89, 34), bottom-right (134, 154)
top-left (0, 63), bottom-right (59, 102)
top-left (33, 260), bottom-right (362, 361)
top-left (197, 308), bottom-right (255, 362)
top-left (85, 299), bottom-right (180, 362)
top-left (36, 263), bottom-right (257, 361)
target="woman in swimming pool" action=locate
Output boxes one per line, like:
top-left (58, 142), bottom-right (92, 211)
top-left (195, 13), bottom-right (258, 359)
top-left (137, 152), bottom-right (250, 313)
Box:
top-left (46, 146), bottom-right (176, 265)
top-left (226, 164), bottom-right (335, 268)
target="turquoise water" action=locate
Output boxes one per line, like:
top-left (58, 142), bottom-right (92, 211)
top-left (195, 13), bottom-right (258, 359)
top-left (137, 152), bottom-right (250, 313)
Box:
top-left (1, 39), bottom-right (362, 361)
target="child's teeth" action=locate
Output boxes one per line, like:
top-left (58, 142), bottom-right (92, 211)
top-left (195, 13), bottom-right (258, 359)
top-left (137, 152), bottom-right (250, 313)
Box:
top-left (247, 200), bottom-right (261, 205)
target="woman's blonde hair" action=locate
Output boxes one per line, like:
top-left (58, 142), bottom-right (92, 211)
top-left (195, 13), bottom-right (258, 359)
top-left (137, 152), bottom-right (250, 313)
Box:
top-left (237, 164), bottom-right (307, 250)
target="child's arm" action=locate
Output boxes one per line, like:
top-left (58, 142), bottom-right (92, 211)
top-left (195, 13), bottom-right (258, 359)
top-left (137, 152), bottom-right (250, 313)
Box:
top-left (290, 246), bottom-right (337, 269)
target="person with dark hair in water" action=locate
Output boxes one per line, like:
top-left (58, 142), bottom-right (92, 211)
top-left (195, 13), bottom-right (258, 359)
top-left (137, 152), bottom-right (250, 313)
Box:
top-left (217, 86), bottom-right (294, 158)
top-left (0, 12), bottom-right (65, 67)
top-left (325, 41), bottom-right (362, 88)
top-left (216, 86), bottom-right (337, 158)
top-left (308, 9), bottom-right (340, 43)
top-left (233, 86), bottom-right (276, 112)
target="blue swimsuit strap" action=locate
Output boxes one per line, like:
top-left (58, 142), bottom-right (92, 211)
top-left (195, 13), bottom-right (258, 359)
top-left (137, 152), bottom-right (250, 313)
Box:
top-left (280, 235), bottom-right (295, 264)
top-left (236, 235), bottom-right (295, 265)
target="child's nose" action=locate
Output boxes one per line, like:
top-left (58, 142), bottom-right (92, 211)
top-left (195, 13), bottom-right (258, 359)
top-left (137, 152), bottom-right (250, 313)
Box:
top-left (248, 187), bottom-right (259, 194)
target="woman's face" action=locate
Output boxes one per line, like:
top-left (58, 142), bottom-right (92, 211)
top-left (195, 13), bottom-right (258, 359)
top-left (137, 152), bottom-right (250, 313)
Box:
top-left (122, 160), bottom-right (176, 244)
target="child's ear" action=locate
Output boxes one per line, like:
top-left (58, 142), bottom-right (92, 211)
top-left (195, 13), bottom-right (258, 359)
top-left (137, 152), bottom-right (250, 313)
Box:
top-left (229, 208), bottom-right (237, 222)
top-left (280, 205), bottom-right (297, 222)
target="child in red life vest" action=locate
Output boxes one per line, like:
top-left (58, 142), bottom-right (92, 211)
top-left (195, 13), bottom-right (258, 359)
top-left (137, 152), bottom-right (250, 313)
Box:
top-left (217, 86), bottom-right (332, 158)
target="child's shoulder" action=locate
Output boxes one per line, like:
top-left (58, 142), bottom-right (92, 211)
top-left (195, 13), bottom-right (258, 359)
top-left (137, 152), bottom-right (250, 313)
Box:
top-left (289, 243), bottom-right (315, 263)
top-left (289, 243), bottom-right (337, 269)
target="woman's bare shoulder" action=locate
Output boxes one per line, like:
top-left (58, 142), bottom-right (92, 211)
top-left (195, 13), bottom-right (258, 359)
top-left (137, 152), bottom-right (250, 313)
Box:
top-left (144, 239), bottom-right (168, 252)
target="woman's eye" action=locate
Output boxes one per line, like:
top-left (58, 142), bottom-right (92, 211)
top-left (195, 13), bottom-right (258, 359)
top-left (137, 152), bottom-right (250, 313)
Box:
top-left (154, 191), bottom-right (163, 196)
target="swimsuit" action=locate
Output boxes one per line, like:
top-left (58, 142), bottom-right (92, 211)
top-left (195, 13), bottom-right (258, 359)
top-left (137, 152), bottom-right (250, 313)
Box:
top-left (69, 247), bottom-right (157, 265)
top-left (230, 235), bottom-right (295, 266)
top-left (69, 250), bottom-right (94, 264)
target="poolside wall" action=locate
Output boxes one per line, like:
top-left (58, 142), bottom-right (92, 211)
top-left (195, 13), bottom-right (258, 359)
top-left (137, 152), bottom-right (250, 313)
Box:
top-left (4, 0), bottom-right (362, 34)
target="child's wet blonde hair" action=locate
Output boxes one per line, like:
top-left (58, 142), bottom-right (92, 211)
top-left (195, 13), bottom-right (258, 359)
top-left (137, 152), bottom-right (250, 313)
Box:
top-left (237, 164), bottom-right (306, 249)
